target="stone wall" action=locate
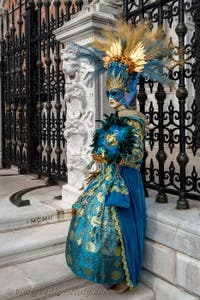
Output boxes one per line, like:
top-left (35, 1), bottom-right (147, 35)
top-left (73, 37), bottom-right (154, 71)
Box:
top-left (142, 197), bottom-right (200, 300)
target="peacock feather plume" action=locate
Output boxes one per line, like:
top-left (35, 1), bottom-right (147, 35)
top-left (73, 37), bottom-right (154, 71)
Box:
top-left (91, 114), bottom-right (137, 164)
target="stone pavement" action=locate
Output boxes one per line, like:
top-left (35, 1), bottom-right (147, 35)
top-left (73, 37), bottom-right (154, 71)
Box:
top-left (0, 168), bottom-right (155, 300)
top-left (0, 168), bottom-right (73, 232)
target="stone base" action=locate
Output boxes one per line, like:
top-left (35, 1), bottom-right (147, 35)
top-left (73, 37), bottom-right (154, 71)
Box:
top-left (143, 197), bottom-right (200, 299)
top-left (141, 270), bottom-right (199, 300)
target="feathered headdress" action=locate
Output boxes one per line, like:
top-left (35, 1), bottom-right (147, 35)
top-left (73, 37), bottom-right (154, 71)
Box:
top-left (75, 21), bottom-right (172, 107)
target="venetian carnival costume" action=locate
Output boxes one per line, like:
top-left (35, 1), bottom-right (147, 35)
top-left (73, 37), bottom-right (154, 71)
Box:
top-left (65, 21), bottom-right (171, 290)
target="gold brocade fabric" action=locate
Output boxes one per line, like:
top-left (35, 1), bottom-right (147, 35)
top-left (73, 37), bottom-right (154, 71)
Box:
top-left (65, 110), bottom-right (146, 288)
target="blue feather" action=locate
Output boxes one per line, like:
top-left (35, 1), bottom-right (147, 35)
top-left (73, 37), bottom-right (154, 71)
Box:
top-left (72, 43), bottom-right (106, 85)
top-left (142, 60), bottom-right (173, 84)
top-left (91, 115), bottom-right (137, 164)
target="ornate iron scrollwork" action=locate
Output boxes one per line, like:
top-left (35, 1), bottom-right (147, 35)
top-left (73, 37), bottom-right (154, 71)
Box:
top-left (124, 0), bottom-right (200, 207)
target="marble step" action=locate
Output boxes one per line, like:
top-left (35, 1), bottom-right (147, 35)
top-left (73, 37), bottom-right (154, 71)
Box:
top-left (0, 221), bottom-right (69, 268)
top-left (140, 270), bottom-right (199, 300)
top-left (0, 252), bottom-right (155, 300)
top-left (0, 207), bottom-right (71, 233)
top-left (48, 283), bottom-right (155, 300)
top-left (0, 253), bottom-right (89, 300)
top-left (0, 169), bottom-right (75, 232)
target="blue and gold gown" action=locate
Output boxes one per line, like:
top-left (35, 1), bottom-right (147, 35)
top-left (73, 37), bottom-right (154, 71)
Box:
top-left (65, 109), bottom-right (146, 290)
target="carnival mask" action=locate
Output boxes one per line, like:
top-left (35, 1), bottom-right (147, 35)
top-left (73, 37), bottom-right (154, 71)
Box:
top-left (106, 88), bottom-right (126, 109)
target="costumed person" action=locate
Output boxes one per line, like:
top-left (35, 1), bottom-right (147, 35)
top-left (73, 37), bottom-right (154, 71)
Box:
top-left (65, 21), bottom-right (171, 293)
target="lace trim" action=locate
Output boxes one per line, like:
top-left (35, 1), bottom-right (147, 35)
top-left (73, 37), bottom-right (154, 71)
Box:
top-left (111, 207), bottom-right (137, 291)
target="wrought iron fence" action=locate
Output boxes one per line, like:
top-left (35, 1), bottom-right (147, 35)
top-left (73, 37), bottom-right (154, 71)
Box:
top-left (123, 0), bottom-right (200, 208)
top-left (1, 0), bottom-right (83, 183)
top-left (1, 0), bottom-right (199, 208)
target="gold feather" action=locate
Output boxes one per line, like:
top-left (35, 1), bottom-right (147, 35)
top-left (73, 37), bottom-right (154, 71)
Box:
top-left (92, 20), bottom-right (169, 74)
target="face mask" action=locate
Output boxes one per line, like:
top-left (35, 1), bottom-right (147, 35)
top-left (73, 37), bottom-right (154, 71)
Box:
top-left (106, 88), bottom-right (126, 107)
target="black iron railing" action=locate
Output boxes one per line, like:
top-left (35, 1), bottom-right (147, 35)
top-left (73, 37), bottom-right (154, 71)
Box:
top-left (124, 0), bottom-right (200, 208)
top-left (1, 0), bottom-right (83, 183)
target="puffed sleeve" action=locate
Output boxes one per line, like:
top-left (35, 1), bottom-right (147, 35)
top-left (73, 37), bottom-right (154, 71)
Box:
top-left (120, 118), bottom-right (145, 168)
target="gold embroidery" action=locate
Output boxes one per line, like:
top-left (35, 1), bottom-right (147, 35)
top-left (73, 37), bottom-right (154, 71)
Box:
top-left (66, 254), bottom-right (73, 264)
top-left (86, 241), bottom-right (97, 252)
top-left (69, 231), bottom-right (74, 240)
top-left (111, 271), bottom-right (121, 280)
top-left (105, 133), bottom-right (118, 146)
top-left (111, 207), bottom-right (137, 291)
top-left (97, 193), bottom-right (104, 203)
top-left (114, 246), bottom-right (121, 256)
top-left (119, 118), bottom-right (144, 169)
top-left (84, 267), bottom-right (93, 277)
top-left (91, 216), bottom-right (101, 227)
top-left (78, 208), bottom-right (84, 217)
top-left (92, 153), bottom-right (107, 163)
top-left (96, 206), bottom-right (101, 213)
top-left (77, 239), bottom-right (82, 245)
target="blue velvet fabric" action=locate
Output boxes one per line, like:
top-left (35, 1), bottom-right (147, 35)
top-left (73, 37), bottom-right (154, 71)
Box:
top-left (117, 166), bottom-right (146, 286)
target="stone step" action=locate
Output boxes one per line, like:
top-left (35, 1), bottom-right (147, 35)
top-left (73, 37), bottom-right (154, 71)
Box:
top-left (0, 207), bottom-right (71, 233)
top-left (0, 221), bottom-right (69, 268)
top-left (0, 169), bottom-right (75, 233)
top-left (0, 253), bottom-right (89, 300)
top-left (48, 283), bottom-right (155, 300)
top-left (0, 252), bottom-right (155, 300)
top-left (140, 270), bottom-right (199, 300)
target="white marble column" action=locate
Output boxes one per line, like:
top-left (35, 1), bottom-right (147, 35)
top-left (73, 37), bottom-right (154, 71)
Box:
top-left (54, 3), bottom-right (122, 204)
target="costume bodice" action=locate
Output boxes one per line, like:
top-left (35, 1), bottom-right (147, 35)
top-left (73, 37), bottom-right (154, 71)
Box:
top-left (91, 109), bottom-right (147, 170)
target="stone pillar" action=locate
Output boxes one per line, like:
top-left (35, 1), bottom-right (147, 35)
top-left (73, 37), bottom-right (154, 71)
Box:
top-left (54, 4), bottom-right (122, 205)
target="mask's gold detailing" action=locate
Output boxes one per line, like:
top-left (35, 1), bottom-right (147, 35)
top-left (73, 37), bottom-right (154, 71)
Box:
top-left (106, 70), bottom-right (125, 90)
